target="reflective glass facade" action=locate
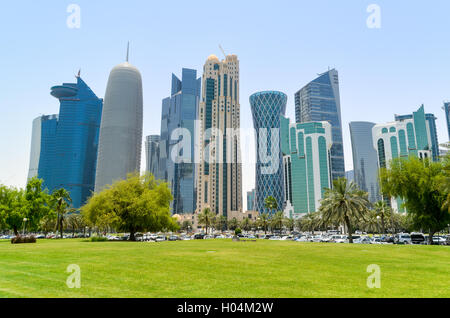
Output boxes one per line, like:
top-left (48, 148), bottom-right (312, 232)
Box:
top-left (145, 135), bottom-right (160, 177)
top-left (280, 116), bottom-right (332, 218)
top-left (295, 69), bottom-right (345, 181)
top-left (246, 189), bottom-right (255, 211)
top-left (444, 102), bottom-right (450, 142)
top-left (349, 121), bottom-right (381, 203)
top-left (250, 91), bottom-right (286, 214)
top-left (159, 68), bottom-right (201, 214)
top-left (50, 77), bottom-right (103, 209)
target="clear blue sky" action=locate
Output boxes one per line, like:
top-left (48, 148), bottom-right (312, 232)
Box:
top-left (1, 0), bottom-right (450, 208)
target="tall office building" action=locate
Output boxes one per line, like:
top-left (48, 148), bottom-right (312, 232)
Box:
top-left (345, 170), bottom-right (354, 183)
top-left (196, 54), bottom-right (243, 217)
top-left (27, 114), bottom-right (58, 191)
top-left (443, 102), bottom-right (450, 142)
top-left (280, 116), bottom-right (333, 219)
top-left (250, 91), bottom-right (286, 214)
top-left (295, 69), bottom-right (345, 181)
top-left (158, 69), bottom-right (201, 214)
top-left (145, 135), bottom-right (160, 178)
top-left (95, 54), bottom-right (143, 192)
top-left (395, 107), bottom-right (439, 162)
top-left (349, 121), bottom-right (381, 203)
top-left (48, 76), bottom-right (103, 208)
top-left (247, 189), bottom-right (255, 211)
top-left (372, 105), bottom-right (433, 212)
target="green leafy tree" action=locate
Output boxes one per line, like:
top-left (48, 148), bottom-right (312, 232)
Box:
top-left (82, 173), bottom-right (178, 241)
top-left (319, 178), bottom-right (371, 243)
top-left (215, 215), bottom-right (228, 232)
top-left (380, 157), bottom-right (450, 244)
top-left (360, 210), bottom-right (380, 234)
top-left (180, 220), bottom-right (192, 232)
top-left (24, 177), bottom-right (52, 232)
top-left (66, 213), bottom-right (85, 237)
top-left (0, 186), bottom-right (24, 236)
top-left (264, 196), bottom-right (278, 215)
top-left (300, 211), bottom-right (321, 234)
top-left (228, 217), bottom-right (239, 231)
top-left (198, 208), bottom-right (214, 235)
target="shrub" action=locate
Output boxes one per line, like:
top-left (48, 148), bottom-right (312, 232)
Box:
top-left (235, 228), bottom-right (242, 236)
top-left (11, 236), bottom-right (37, 244)
top-left (90, 236), bottom-right (108, 242)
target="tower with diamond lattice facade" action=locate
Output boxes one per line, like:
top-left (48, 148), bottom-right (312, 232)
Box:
top-left (250, 91), bottom-right (287, 215)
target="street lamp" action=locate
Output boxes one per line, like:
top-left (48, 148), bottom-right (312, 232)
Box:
top-left (22, 218), bottom-right (28, 236)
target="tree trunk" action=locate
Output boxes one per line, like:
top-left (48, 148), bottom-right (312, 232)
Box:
top-left (60, 216), bottom-right (64, 239)
top-left (428, 230), bottom-right (434, 245)
top-left (130, 231), bottom-right (136, 241)
top-left (381, 215), bottom-right (385, 235)
top-left (13, 226), bottom-right (18, 237)
top-left (345, 215), bottom-right (353, 243)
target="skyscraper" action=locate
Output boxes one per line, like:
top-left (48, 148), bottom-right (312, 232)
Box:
top-left (246, 189), bottom-right (255, 211)
top-left (295, 69), bottom-right (345, 181)
top-left (372, 105), bottom-right (433, 212)
top-left (395, 107), bottom-right (439, 162)
top-left (280, 116), bottom-right (333, 219)
top-left (196, 54), bottom-right (243, 217)
top-left (443, 102), bottom-right (450, 142)
top-left (95, 53), bottom-right (143, 192)
top-left (158, 69), bottom-right (201, 214)
top-left (145, 135), bottom-right (160, 178)
top-left (349, 121), bottom-right (381, 203)
top-left (250, 91), bottom-right (286, 214)
top-left (49, 76), bottom-right (103, 208)
top-left (27, 114), bottom-right (58, 190)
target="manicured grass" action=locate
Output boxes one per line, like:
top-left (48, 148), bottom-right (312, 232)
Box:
top-left (0, 239), bottom-right (448, 298)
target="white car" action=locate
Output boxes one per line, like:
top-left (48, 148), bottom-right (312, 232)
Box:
top-left (269, 236), bottom-right (281, 240)
top-left (354, 236), bottom-right (372, 244)
top-left (395, 233), bottom-right (411, 244)
top-left (330, 235), bottom-right (347, 243)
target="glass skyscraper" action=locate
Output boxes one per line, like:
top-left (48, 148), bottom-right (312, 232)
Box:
top-left (349, 121), bottom-right (381, 203)
top-left (395, 107), bottom-right (439, 162)
top-left (250, 91), bottom-right (287, 214)
top-left (159, 68), bottom-right (201, 214)
top-left (50, 76), bottom-right (103, 209)
top-left (145, 135), bottom-right (160, 178)
top-left (28, 114), bottom-right (58, 190)
top-left (443, 102), bottom-right (450, 142)
top-left (246, 189), bottom-right (255, 211)
top-left (280, 116), bottom-right (333, 219)
top-left (373, 105), bottom-right (433, 212)
top-left (295, 69), bottom-right (345, 181)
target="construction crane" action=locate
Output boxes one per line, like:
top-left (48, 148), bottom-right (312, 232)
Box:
top-left (219, 45), bottom-right (227, 58)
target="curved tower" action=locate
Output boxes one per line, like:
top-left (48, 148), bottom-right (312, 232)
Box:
top-left (95, 55), bottom-right (143, 191)
top-left (250, 91), bottom-right (287, 214)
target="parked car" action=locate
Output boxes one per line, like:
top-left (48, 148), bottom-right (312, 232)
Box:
top-left (354, 236), bottom-right (372, 244)
top-left (410, 233), bottom-right (426, 245)
top-left (168, 235), bottom-right (180, 241)
top-left (445, 235), bottom-right (450, 246)
top-left (155, 236), bottom-right (166, 242)
top-left (432, 236), bottom-right (446, 245)
top-left (330, 235), bottom-right (347, 243)
top-left (193, 234), bottom-right (205, 240)
top-left (394, 233), bottom-right (411, 244)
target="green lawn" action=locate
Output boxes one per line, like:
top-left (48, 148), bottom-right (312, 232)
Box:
top-left (0, 239), bottom-right (449, 298)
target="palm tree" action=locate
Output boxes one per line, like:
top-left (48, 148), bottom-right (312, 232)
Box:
top-left (264, 196), bottom-right (278, 215)
top-left (197, 208), bottom-right (214, 235)
top-left (240, 217), bottom-right (252, 232)
top-left (284, 217), bottom-right (295, 233)
top-left (228, 218), bottom-right (239, 231)
top-left (66, 213), bottom-right (85, 237)
top-left (257, 213), bottom-right (270, 234)
top-left (302, 211), bottom-right (321, 234)
top-left (319, 178), bottom-right (370, 243)
top-left (51, 188), bottom-right (72, 239)
top-left (373, 200), bottom-right (391, 234)
top-left (362, 210), bottom-right (380, 234)
top-left (270, 211), bottom-right (284, 233)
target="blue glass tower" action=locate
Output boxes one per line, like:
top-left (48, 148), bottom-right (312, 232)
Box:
top-left (159, 68), bottom-right (201, 214)
top-left (295, 69), bottom-right (345, 181)
top-left (250, 91), bottom-right (287, 214)
top-left (49, 75), bottom-right (103, 209)
top-left (32, 115), bottom-right (58, 191)
top-left (443, 102), bottom-right (450, 142)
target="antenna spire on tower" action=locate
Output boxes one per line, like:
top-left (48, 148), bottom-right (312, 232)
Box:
top-left (126, 41), bottom-right (130, 62)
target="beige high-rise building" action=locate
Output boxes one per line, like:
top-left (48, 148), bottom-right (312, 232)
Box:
top-left (196, 54), bottom-right (242, 217)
